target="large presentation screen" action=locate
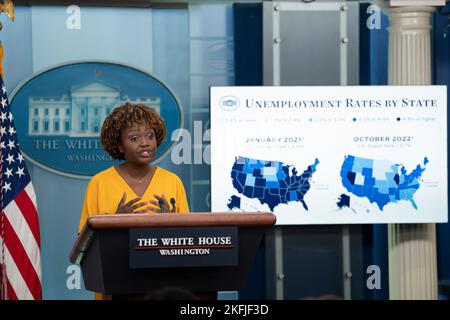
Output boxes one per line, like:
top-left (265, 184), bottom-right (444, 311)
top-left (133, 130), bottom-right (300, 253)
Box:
top-left (210, 86), bottom-right (448, 225)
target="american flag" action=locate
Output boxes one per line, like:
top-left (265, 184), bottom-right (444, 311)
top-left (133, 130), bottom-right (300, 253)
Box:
top-left (0, 76), bottom-right (42, 300)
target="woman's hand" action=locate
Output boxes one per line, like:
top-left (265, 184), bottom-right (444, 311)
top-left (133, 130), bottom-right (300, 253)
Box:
top-left (149, 194), bottom-right (170, 213)
top-left (116, 192), bottom-right (151, 214)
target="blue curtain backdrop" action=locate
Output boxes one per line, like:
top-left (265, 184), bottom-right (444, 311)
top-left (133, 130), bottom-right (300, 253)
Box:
top-left (233, 3), bottom-right (264, 299)
top-left (434, 5), bottom-right (450, 298)
top-left (359, 4), bottom-right (389, 300)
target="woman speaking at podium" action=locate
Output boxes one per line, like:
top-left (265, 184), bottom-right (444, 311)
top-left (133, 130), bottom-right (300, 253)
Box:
top-left (78, 102), bottom-right (190, 234)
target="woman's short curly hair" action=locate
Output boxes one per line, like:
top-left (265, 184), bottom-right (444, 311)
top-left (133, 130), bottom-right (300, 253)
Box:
top-left (100, 102), bottom-right (167, 160)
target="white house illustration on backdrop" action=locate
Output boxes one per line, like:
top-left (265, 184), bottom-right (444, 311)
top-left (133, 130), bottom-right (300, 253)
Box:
top-left (28, 80), bottom-right (160, 137)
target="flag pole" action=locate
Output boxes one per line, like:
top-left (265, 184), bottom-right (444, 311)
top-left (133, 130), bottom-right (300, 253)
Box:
top-left (0, 41), bottom-right (7, 301)
top-left (0, 0), bottom-right (15, 300)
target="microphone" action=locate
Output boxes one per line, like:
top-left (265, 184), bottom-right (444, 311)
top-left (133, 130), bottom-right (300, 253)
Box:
top-left (170, 198), bottom-right (176, 213)
top-left (158, 198), bottom-right (164, 212)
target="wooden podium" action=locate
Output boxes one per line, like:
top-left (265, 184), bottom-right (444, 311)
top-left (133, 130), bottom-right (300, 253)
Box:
top-left (69, 212), bottom-right (276, 299)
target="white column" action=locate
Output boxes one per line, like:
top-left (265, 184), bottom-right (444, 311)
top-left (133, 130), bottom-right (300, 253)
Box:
top-left (384, 5), bottom-right (438, 300)
top-left (386, 6), bottom-right (434, 85)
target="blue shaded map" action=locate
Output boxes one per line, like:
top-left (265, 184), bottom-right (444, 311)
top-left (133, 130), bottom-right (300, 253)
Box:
top-left (338, 155), bottom-right (428, 211)
top-left (228, 156), bottom-right (319, 211)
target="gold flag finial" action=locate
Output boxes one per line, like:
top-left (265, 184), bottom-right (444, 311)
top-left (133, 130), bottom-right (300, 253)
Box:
top-left (0, 43), bottom-right (4, 79)
top-left (0, 0), bottom-right (14, 79)
top-left (0, 0), bottom-right (15, 31)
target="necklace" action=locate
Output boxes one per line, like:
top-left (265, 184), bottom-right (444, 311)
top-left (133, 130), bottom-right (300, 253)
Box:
top-left (121, 165), bottom-right (152, 184)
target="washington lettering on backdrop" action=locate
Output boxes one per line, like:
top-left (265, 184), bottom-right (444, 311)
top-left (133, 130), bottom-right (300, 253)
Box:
top-left (10, 61), bottom-right (183, 177)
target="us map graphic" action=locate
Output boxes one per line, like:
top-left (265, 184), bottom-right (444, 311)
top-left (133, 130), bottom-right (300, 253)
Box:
top-left (227, 156), bottom-right (319, 211)
top-left (338, 155), bottom-right (428, 211)
top-left (227, 155), bottom-right (429, 214)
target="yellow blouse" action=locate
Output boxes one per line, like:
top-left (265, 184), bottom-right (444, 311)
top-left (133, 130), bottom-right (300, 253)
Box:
top-left (78, 166), bottom-right (190, 233)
